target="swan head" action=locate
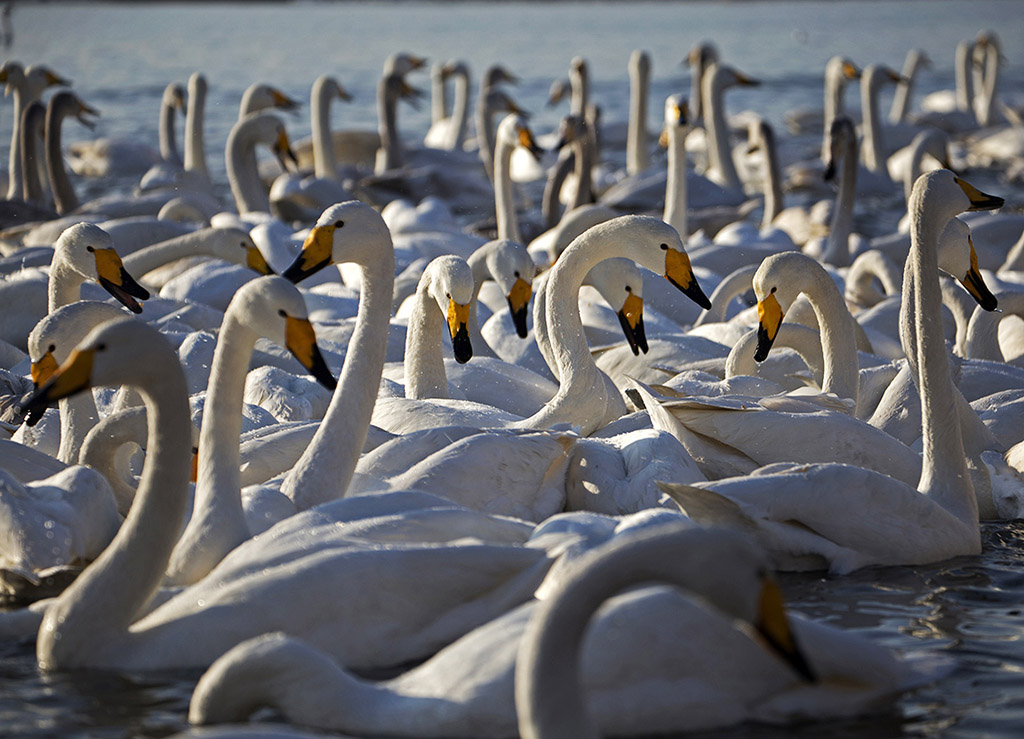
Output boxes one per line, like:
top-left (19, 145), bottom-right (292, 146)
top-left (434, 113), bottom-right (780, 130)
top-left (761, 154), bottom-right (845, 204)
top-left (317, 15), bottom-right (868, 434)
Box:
top-left (283, 201), bottom-right (393, 283)
top-left (52, 223), bottom-right (150, 313)
top-left (823, 116), bottom-right (856, 181)
top-left (937, 218), bottom-right (998, 312)
top-left (710, 64), bottom-right (761, 91)
top-left (498, 114), bottom-right (542, 160)
top-left (28, 301), bottom-right (129, 389)
top-left (485, 239), bottom-right (535, 340)
top-left (50, 90), bottom-right (99, 130)
top-left (163, 82), bottom-right (186, 111)
top-left (553, 114), bottom-right (588, 152)
top-left (242, 83), bottom-right (301, 117)
top-left (659, 95), bottom-right (690, 149)
top-left (0, 60), bottom-right (24, 95)
top-left (384, 52), bottom-right (426, 78)
top-left (751, 251), bottom-right (823, 362)
top-left (422, 256), bottom-right (474, 364)
top-left (825, 56), bottom-right (861, 87)
top-left (315, 75), bottom-right (352, 104)
top-left (586, 257), bottom-right (648, 356)
top-left (226, 276), bottom-right (337, 391)
top-left (204, 227), bottom-right (274, 276)
top-left (483, 64), bottom-right (518, 90)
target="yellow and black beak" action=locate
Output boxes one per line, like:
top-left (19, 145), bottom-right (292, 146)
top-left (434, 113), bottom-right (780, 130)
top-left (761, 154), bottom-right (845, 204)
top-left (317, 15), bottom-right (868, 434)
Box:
top-left (284, 315), bottom-right (337, 392)
top-left (94, 247), bottom-right (149, 314)
top-left (664, 247), bottom-right (712, 310)
top-left (45, 70), bottom-right (71, 88)
top-left (336, 84), bottom-right (353, 103)
top-left (282, 224), bottom-right (336, 283)
top-left (190, 445), bottom-right (200, 484)
top-left (755, 577), bottom-right (816, 682)
top-left (955, 176), bottom-right (1004, 212)
top-left (398, 79), bottom-right (424, 108)
top-left (842, 61), bottom-right (861, 80)
top-left (76, 98), bottom-right (99, 129)
top-left (272, 128), bottom-right (298, 172)
top-left (617, 291), bottom-right (648, 356)
top-left (447, 298), bottom-right (472, 364)
top-left (960, 236), bottom-right (998, 311)
top-left (755, 290), bottom-right (784, 362)
top-left (518, 126), bottom-right (544, 161)
top-left (734, 71), bottom-right (761, 87)
top-left (20, 347), bottom-right (96, 424)
top-left (245, 244), bottom-right (274, 276)
top-left (506, 277), bottom-right (532, 339)
top-left (30, 349), bottom-right (59, 388)
top-left (270, 88), bottom-right (301, 113)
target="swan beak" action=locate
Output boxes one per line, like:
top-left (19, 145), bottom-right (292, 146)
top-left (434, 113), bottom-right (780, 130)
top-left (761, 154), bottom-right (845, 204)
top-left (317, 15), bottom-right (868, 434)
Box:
top-left (76, 99), bottom-right (100, 130)
top-left (190, 446), bottom-right (199, 484)
top-left (518, 126), bottom-right (544, 160)
top-left (336, 84), bottom-right (353, 103)
top-left (399, 80), bottom-right (424, 108)
top-left (756, 577), bottom-right (816, 682)
top-left (842, 61), bottom-right (861, 80)
top-left (44, 70), bottom-right (71, 88)
top-left (30, 350), bottom-right (60, 388)
top-left (245, 245), bottom-right (274, 276)
top-left (282, 224), bottom-right (335, 283)
top-left (94, 247), bottom-right (149, 314)
top-left (664, 247), bottom-right (712, 310)
top-left (506, 277), bottom-right (532, 339)
top-left (734, 71), bottom-right (761, 87)
top-left (270, 88), bottom-right (301, 113)
top-left (447, 299), bottom-right (473, 364)
top-left (273, 129), bottom-right (298, 172)
top-left (955, 177), bottom-right (1004, 212)
top-left (960, 237), bottom-right (999, 311)
top-left (755, 291), bottom-right (784, 361)
top-left (20, 347), bottom-right (96, 420)
top-left (284, 315), bottom-right (337, 392)
top-left (507, 100), bottom-right (531, 119)
top-left (823, 158), bottom-right (837, 182)
top-left (617, 291), bottom-right (648, 356)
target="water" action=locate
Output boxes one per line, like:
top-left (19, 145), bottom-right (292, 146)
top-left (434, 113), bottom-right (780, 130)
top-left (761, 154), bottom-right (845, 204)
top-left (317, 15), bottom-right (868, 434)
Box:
top-left (2, 1), bottom-right (1024, 737)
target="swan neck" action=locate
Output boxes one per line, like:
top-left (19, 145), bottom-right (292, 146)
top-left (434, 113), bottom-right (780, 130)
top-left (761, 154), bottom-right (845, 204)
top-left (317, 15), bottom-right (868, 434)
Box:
top-left (476, 100), bottom-right (497, 181)
top-left (695, 265), bottom-right (753, 326)
top-left (860, 71), bottom-right (887, 174)
top-left (47, 260), bottom-right (84, 312)
top-left (964, 306), bottom-right (1003, 361)
top-left (6, 85), bottom-right (23, 200)
top-left (760, 126), bottom-right (783, 227)
top-left (38, 358), bottom-right (191, 670)
top-left (57, 393), bottom-right (99, 465)
top-left (20, 101), bottom-right (45, 204)
top-left (122, 228), bottom-right (218, 277)
top-left (184, 80), bottom-right (208, 179)
top-left (494, 136), bottom-right (522, 244)
top-left (954, 42), bottom-right (974, 114)
top-left (703, 68), bottom-right (742, 190)
top-left (282, 246), bottom-right (395, 509)
top-left (889, 55), bottom-right (917, 124)
top-left (663, 126), bottom-right (688, 237)
top-left (804, 267), bottom-right (860, 400)
top-left (445, 70), bottom-right (470, 151)
top-left (626, 59), bottom-right (649, 175)
top-left (377, 75), bottom-right (402, 172)
top-left (822, 132), bottom-right (858, 267)
top-left (226, 123), bottom-right (269, 214)
top-left (466, 246), bottom-right (497, 358)
top-left (312, 79), bottom-right (338, 180)
top-left (45, 102), bottom-right (78, 215)
top-left (404, 288), bottom-right (449, 399)
top-left (159, 93), bottom-right (180, 164)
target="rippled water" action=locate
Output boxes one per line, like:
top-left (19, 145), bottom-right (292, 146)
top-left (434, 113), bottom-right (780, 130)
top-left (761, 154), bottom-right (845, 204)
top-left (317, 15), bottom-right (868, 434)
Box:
top-left (3, 1), bottom-right (1024, 737)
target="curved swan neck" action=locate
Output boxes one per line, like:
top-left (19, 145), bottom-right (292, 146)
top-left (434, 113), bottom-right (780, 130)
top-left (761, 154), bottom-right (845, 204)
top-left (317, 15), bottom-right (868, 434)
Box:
top-left (282, 243), bottom-right (395, 509)
top-left (38, 349), bottom-right (191, 671)
top-left (494, 132), bottom-right (522, 244)
top-left (159, 86), bottom-right (182, 164)
top-left (822, 125), bottom-right (858, 268)
top-left (859, 66), bottom-right (889, 175)
top-left (903, 179), bottom-right (975, 520)
top-left (889, 50), bottom-right (922, 124)
top-left (693, 265), bottom-right (755, 326)
top-left (821, 61), bottom-right (849, 159)
top-left (184, 74), bottom-right (209, 181)
top-left (444, 67), bottom-right (470, 151)
top-left (312, 77), bottom-right (338, 180)
top-left (726, 323), bottom-right (825, 386)
top-left (404, 287), bottom-right (449, 399)
top-left (47, 259), bottom-right (86, 312)
top-left (57, 393), bottom-right (98, 465)
top-left (20, 100), bottom-right (46, 205)
top-left (626, 51), bottom-right (650, 175)
top-left (759, 124), bottom-right (783, 228)
top-left (803, 264), bottom-right (860, 400)
top-left (702, 65), bottom-right (742, 191)
top-left (226, 118), bottom-right (270, 214)
top-left (966, 293), bottom-right (1024, 361)
top-left (466, 244), bottom-right (498, 359)
top-left (45, 96), bottom-right (79, 215)
top-left (663, 121), bottom-right (688, 238)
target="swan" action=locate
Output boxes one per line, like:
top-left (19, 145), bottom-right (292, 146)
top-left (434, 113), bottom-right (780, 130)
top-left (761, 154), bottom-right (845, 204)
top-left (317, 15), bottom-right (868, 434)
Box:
top-left (22, 317), bottom-right (552, 672)
top-left (424, 60), bottom-right (470, 151)
top-left (44, 90), bottom-right (99, 216)
top-left (661, 170), bottom-right (1004, 573)
top-left (238, 82), bottom-right (300, 121)
top-left (965, 290), bottom-right (1024, 365)
top-left (186, 523), bottom-right (945, 738)
top-left (122, 226), bottom-right (273, 288)
top-left (783, 55), bottom-right (859, 151)
top-left (859, 64), bottom-right (905, 177)
top-left (138, 73), bottom-right (213, 195)
top-left (917, 40), bottom-right (976, 129)
top-left (701, 63), bottom-right (760, 193)
top-left (803, 116), bottom-right (866, 268)
top-left (625, 50), bottom-right (651, 174)
top-left (166, 275), bottom-right (337, 585)
top-left (888, 49), bottom-right (930, 125)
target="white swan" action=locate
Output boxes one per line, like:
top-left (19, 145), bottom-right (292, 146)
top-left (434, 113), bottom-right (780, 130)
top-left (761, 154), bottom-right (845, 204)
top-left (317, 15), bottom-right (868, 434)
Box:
top-left (122, 226), bottom-right (273, 288)
top-left (0, 60), bottom-right (68, 200)
top-left (185, 523), bottom-right (944, 737)
top-left (226, 113), bottom-right (297, 215)
top-left (661, 170), bottom-right (1003, 573)
top-left (424, 60), bottom-right (470, 151)
top-left (138, 73), bottom-right (213, 195)
top-left (22, 317), bottom-right (552, 672)
top-left (166, 275), bottom-right (337, 585)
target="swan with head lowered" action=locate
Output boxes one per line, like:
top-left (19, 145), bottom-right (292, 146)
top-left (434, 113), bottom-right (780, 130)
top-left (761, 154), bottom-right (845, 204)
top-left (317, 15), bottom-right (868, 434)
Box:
top-left (660, 170), bottom-right (1004, 574)
top-left (20, 317), bottom-right (554, 672)
top-left (186, 522), bottom-right (946, 738)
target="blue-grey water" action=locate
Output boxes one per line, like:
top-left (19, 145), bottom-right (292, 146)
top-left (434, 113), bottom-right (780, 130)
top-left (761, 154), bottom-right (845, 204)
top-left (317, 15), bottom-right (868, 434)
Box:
top-left (2, 1), bottom-right (1024, 737)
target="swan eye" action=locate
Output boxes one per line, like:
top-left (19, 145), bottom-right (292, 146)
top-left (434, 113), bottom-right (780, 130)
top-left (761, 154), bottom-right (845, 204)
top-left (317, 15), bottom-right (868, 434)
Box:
top-left (278, 309), bottom-right (287, 317)
top-left (240, 242), bottom-right (248, 249)
top-left (86, 245), bottom-right (95, 253)
top-left (514, 271), bottom-right (520, 278)
top-left (771, 287), bottom-right (777, 294)
top-left (96, 343), bottom-right (107, 352)
top-left (660, 243), bottom-right (668, 250)
top-left (445, 293), bottom-right (451, 299)
top-left (334, 220), bottom-right (344, 228)
top-left (625, 285), bottom-right (632, 293)
top-left (48, 344), bottom-right (55, 353)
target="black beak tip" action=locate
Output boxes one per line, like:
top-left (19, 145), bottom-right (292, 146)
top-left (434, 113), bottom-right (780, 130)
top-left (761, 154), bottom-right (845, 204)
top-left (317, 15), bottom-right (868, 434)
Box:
top-left (509, 304), bottom-right (529, 339)
top-left (452, 329), bottom-right (473, 364)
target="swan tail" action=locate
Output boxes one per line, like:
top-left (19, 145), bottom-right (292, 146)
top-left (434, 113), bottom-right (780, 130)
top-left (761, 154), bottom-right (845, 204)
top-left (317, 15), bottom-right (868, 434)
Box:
top-left (656, 481), bottom-right (757, 531)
